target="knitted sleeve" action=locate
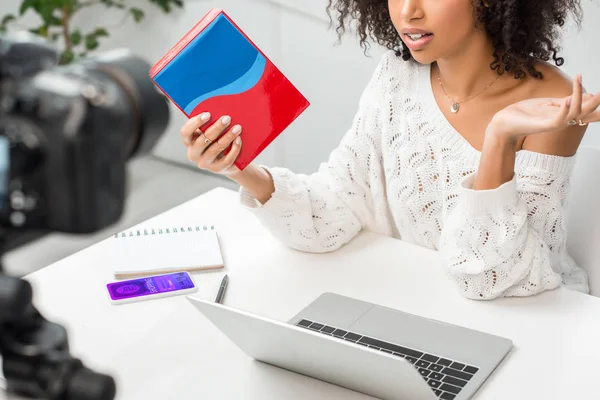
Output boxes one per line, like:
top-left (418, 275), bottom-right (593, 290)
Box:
top-left (238, 51), bottom-right (396, 252)
top-left (439, 154), bottom-right (588, 299)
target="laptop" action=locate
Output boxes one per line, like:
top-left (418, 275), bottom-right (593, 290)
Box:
top-left (187, 292), bottom-right (513, 400)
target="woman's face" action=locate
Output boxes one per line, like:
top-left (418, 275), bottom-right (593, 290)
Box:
top-left (388, 0), bottom-right (484, 65)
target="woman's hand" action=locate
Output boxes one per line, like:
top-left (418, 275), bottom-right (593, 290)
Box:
top-left (180, 112), bottom-right (275, 202)
top-left (180, 112), bottom-right (242, 176)
top-left (488, 75), bottom-right (600, 141)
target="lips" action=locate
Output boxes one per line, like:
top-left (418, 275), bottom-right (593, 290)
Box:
top-left (401, 29), bottom-right (434, 51)
top-left (401, 28), bottom-right (432, 35)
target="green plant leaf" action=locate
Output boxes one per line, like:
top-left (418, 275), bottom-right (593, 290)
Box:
top-left (1, 14), bottom-right (16, 25)
top-left (48, 14), bottom-right (63, 26)
top-left (0, 14), bottom-right (16, 33)
top-left (99, 0), bottom-right (125, 9)
top-left (148, 0), bottom-right (184, 13)
top-left (6, 0), bottom-right (184, 61)
top-left (130, 7), bottom-right (144, 22)
top-left (62, 0), bottom-right (78, 7)
top-left (85, 35), bottom-right (99, 50)
top-left (51, 0), bottom-right (74, 11)
top-left (36, 1), bottom-right (60, 26)
top-left (60, 48), bottom-right (75, 64)
top-left (92, 27), bottom-right (109, 37)
top-left (29, 26), bottom-right (48, 37)
top-left (71, 29), bottom-right (82, 46)
top-left (19, 0), bottom-right (37, 16)
top-left (84, 28), bottom-right (108, 51)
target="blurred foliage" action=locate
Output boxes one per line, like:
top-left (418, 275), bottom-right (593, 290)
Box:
top-left (0, 0), bottom-right (184, 64)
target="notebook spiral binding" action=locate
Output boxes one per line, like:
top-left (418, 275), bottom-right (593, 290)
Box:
top-left (113, 225), bottom-right (216, 238)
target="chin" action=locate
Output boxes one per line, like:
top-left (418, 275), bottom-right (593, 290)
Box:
top-left (400, 39), bottom-right (438, 65)
top-left (406, 50), bottom-right (438, 66)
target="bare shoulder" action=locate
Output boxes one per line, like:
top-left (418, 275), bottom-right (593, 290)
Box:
top-left (528, 61), bottom-right (575, 95)
top-left (521, 60), bottom-right (588, 157)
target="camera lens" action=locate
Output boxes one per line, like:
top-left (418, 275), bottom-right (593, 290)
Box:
top-left (80, 49), bottom-right (170, 159)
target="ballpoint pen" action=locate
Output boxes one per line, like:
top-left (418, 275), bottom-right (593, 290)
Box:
top-left (215, 274), bottom-right (228, 304)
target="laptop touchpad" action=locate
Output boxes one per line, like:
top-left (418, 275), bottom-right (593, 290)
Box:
top-left (348, 305), bottom-right (478, 362)
top-left (288, 292), bottom-right (374, 329)
top-left (348, 305), bottom-right (438, 350)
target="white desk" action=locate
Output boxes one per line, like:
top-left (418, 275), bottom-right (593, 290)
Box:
top-left (17, 187), bottom-right (600, 399)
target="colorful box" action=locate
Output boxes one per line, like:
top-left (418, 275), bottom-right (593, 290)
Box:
top-left (150, 8), bottom-right (310, 170)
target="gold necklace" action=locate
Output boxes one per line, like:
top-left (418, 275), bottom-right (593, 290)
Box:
top-left (436, 66), bottom-right (500, 113)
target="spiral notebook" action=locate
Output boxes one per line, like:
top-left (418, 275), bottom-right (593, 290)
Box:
top-left (110, 225), bottom-right (224, 278)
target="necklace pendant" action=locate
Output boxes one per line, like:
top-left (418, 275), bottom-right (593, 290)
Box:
top-left (450, 102), bottom-right (460, 113)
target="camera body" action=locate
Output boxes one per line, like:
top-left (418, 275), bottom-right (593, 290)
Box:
top-left (0, 63), bottom-right (131, 234)
top-left (0, 32), bottom-right (168, 234)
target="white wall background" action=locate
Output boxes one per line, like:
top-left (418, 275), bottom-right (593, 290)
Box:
top-left (0, 0), bottom-right (598, 174)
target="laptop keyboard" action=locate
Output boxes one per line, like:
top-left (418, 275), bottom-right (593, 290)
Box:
top-left (296, 319), bottom-right (479, 400)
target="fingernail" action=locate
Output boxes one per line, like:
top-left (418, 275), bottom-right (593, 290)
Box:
top-left (232, 125), bottom-right (241, 134)
top-left (200, 112), bottom-right (210, 121)
top-left (566, 97), bottom-right (571, 106)
top-left (221, 115), bottom-right (231, 125)
top-left (235, 137), bottom-right (241, 145)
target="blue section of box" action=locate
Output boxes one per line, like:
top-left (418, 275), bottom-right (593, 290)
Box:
top-left (153, 14), bottom-right (266, 114)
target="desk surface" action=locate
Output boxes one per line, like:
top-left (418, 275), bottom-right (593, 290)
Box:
top-left (19, 187), bottom-right (600, 400)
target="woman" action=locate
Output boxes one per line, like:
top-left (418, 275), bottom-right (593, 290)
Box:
top-left (180, 0), bottom-right (600, 299)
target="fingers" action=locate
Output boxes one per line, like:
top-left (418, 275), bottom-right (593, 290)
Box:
top-left (583, 92), bottom-right (595, 102)
top-left (581, 92), bottom-right (600, 117)
top-left (547, 93), bottom-right (592, 108)
top-left (580, 109), bottom-right (600, 125)
top-left (555, 96), bottom-right (571, 125)
top-left (203, 124), bottom-right (242, 164)
top-left (184, 113), bottom-right (243, 173)
top-left (565, 74), bottom-right (583, 122)
top-left (204, 115), bottom-right (232, 144)
top-left (187, 115), bottom-right (232, 162)
top-left (181, 112), bottom-right (210, 145)
top-left (213, 135), bottom-right (243, 171)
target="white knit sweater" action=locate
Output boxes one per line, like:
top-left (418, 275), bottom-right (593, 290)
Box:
top-left (239, 50), bottom-right (589, 299)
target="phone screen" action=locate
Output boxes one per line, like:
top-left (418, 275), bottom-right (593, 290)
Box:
top-left (106, 272), bottom-right (195, 301)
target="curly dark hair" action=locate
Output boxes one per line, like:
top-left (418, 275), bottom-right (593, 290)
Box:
top-left (326, 0), bottom-right (583, 79)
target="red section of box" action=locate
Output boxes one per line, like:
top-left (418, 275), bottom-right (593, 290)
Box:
top-left (149, 8), bottom-right (309, 170)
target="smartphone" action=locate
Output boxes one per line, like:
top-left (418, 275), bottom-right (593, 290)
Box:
top-left (106, 271), bottom-right (198, 305)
